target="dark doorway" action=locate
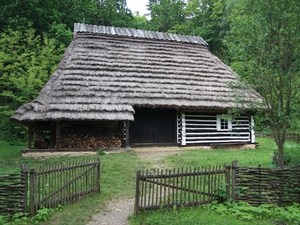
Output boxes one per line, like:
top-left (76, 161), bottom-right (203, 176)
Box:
top-left (130, 108), bottom-right (176, 146)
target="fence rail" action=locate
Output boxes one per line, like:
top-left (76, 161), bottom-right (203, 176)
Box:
top-left (134, 165), bottom-right (225, 214)
top-left (235, 165), bottom-right (300, 206)
top-left (30, 158), bottom-right (100, 215)
top-left (0, 166), bottom-right (28, 215)
top-left (0, 158), bottom-right (100, 216)
top-left (135, 161), bottom-right (300, 214)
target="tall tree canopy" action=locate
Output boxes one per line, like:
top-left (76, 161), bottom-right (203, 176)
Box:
top-left (225, 0), bottom-right (300, 167)
top-left (0, 28), bottom-right (65, 139)
top-left (148, 0), bottom-right (186, 32)
top-left (0, 0), bottom-right (133, 35)
top-left (147, 0), bottom-right (228, 57)
top-left (0, 0), bottom-right (134, 140)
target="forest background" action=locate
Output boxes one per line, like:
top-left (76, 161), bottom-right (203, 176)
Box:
top-left (0, 0), bottom-right (299, 166)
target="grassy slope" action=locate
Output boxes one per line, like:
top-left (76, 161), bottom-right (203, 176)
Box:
top-left (162, 138), bottom-right (277, 168)
top-left (0, 138), bottom-right (276, 224)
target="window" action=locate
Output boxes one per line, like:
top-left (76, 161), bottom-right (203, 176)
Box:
top-left (217, 115), bottom-right (232, 131)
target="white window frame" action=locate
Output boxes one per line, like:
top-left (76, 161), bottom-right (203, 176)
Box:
top-left (217, 115), bottom-right (232, 131)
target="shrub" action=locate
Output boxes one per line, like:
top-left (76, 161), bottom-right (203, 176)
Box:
top-left (284, 144), bottom-right (300, 166)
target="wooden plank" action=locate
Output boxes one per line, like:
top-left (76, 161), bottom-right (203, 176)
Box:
top-left (231, 161), bottom-right (238, 201)
top-left (29, 169), bottom-right (35, 216)
top-left (125, 121), bottom-right (130, 148)
top-left (28, 127), bottom-right (32, 149)
top-left (134, 170), bottom-right (141, 214)
top-left (55, 121), bottom-right (60, 150)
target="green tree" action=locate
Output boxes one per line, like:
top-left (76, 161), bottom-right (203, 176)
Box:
top-left (0, 0), bottom-right (133, 37)
top-left (167, 0), bottom-right (227, 58)
top-left (148, 0), bottom-right (186, 32)
top-left (225, 0), bottom-right (300, 167)
top-left (0, 28), bottom-right (65, 140)
top-left (129, 13), bottom-right (152, 30)
top-left (95, 0), bottom-right (133, 27)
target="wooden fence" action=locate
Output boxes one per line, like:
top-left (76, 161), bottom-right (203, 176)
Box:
top-left (134, 165), bottom-right (227, 214)
top-left (0, 158), bottom-right (100, 216)
top-left (0, 165), bottom-right (28, 215)
top-left (29, 158), bottom-right (101, 215)
top-left (235, 164), bottom-right (300, 206)
top-left (135, 161), bottom-right (300, 214)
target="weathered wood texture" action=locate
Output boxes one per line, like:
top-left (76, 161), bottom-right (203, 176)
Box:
top-left (10, 23), bottom-right (263, 125)
top-left (135, 161), bottom-right (300, 214)
top-left (60, 126), bottom-right (122, 149)
top-left (29, 158), bottom-right (100, 215)
top-left (0, 158), bottom-right (100, 216)
top-left (235, 165), bottom-right (300, 206)
top-left (134, 165), bottom-right (225, 214)
top-left (0, 165), bottom-right (28, 215)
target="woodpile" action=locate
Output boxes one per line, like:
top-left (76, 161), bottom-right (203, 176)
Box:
top-left (60, 126), bottom-right (122, 149)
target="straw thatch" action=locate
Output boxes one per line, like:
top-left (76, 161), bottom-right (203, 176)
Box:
top-left (10, 23), bottom-right (262, 123)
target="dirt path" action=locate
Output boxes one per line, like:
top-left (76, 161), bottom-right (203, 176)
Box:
top-left (86, 197), bottom-right (134, 225)
top-left (86, 149), bottom-right (186, 225)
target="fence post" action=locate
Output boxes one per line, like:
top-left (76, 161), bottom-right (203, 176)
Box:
top-left (21, 164), bottom-right (28, 213)
top-left (97, 157), bottom-right (101, 193)
top-left (258, 164), bottom-right (261, 205)
top-left (134, 170), bottom-right (141, 215)
top-left (224, 165), bottom-right (231, 200)
top-left (231, 161), bottom-right (238, 201)
top-left (29, 168), bottom-right (35, 216)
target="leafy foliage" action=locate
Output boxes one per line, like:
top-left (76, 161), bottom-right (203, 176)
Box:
top-left (224, 0), bottom-right (300, 167)
top-left (131, 201), bottom-right (300, 225)
top-left (0, 206), bottom-right (62, 225)
top-left (148, 0), bottom-right (186, 32)
top-left (0, 28), bottom-right (65, 140)
top-left (1, 0), bottom-right (299, 156)
top-left (169, 0), bottom-right (227, 57)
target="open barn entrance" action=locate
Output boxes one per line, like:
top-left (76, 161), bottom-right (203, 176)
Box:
top-left (130, 108), bottom-right (176, 146)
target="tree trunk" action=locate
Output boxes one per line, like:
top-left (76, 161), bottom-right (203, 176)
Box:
top-left (277, 142), bottom-right (284, 168)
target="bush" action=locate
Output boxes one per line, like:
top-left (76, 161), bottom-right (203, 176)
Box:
top-left (284, 144), bottom-right (300, 166)
top-left (271, 143), bottom-right (300, 166)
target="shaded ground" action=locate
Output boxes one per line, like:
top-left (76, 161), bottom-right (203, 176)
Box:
top-left (86, 197), bottom-right (134, 225)
top-left (86, 148), bottom-right (186, 225)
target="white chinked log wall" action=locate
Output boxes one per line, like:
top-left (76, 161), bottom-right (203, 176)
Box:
top-left (177, 112), bottom-right (255, 146)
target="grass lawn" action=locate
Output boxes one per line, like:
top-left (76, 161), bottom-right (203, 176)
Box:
top-left (0, 138), bottom-right (278, 224)
top-left (129, 204), bottom-right (275, 225)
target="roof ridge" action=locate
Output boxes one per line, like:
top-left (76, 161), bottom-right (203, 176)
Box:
top-left (74, 23), bottom-right (208, 45)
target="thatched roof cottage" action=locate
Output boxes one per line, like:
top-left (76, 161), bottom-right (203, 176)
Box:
top-left (11, 23), bottom-right (262, 151)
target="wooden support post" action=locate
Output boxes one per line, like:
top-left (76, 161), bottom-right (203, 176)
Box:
top-left (50, 122), bottom-right (55, 148)
top-left (28, 127), bottom-right (32, 149)
top-left (134, 170), bottom-right (141, 215)
top-left (21, 164), bottom-right (28, 213)
top-left (33, 125), bottom-right (37, 142)
top-left (225, 164), bottom-right (231, 200)
top-left (29, 168), bottom-right (35, 216)
top-left (125, 121), bottom-right (130, 148)
top-left (55, 121), bottom-right (60, 150)
top-left (97, 157), bottom-right (101, 193)
top-left (231, 161), bottom-right (238, 201)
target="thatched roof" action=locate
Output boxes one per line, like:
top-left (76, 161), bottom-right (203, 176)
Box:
top-left (10, 23), bottom-right (262, 123)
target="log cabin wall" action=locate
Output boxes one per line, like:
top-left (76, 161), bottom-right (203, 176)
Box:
top-left (60, 121), bottom-right (123, 149)
top-left (178, 112), bottom-right (252, 145)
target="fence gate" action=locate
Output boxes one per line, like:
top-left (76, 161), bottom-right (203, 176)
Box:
top-left (134, 165), bottom-right (226, 214)
top-left (30, 158), bottom-right (100, 215)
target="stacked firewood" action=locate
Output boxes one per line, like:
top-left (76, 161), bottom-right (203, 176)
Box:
top-left (60, 126), bottom-right (122, 149)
